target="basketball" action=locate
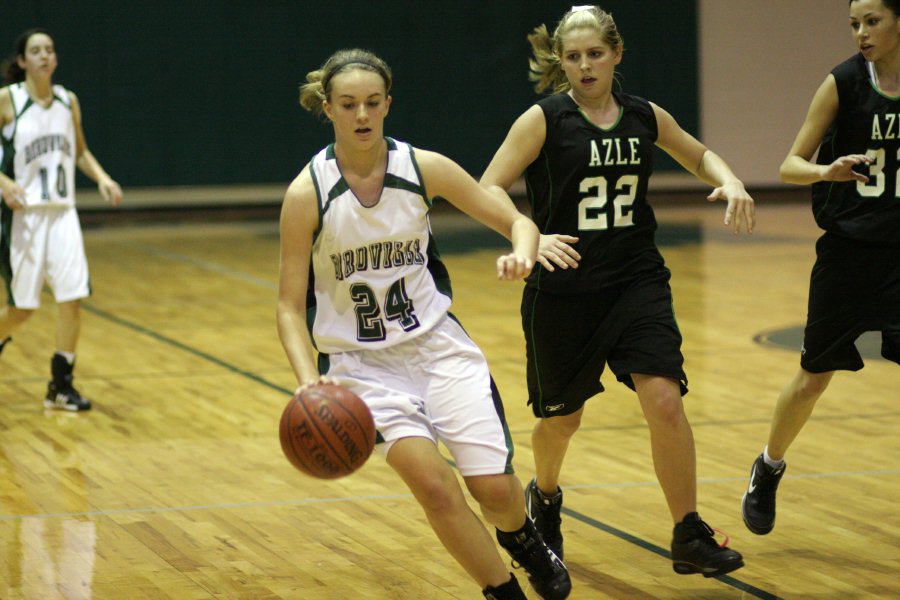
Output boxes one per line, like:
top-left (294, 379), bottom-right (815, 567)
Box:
top-left (279, 383), bottom-right (376, 479)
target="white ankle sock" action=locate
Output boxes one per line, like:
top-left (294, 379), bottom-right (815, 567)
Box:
top-left (763, 446), bottom-right (785, 468)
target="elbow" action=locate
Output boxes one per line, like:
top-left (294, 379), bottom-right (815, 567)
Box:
top-left (779, 159), bottom-right (800, 185)
top-left (778, 163), bottom-right (790, 184)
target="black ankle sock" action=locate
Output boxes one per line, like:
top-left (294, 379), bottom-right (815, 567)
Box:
top-left (483, 573), bottom-right (524, 599)
top-left (51, 352), bottom-right (75, 387)
top-left (496, 516), bottom-right (530, 540)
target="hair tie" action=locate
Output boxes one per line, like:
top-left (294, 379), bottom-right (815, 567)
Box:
top-left (322, 58), bottom-right (384, 91)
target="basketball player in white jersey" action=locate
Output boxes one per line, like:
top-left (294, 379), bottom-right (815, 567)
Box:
top-left (0, 29), bottom-right (123, 410)
top-left (277, 49), bottom-right (570, 600)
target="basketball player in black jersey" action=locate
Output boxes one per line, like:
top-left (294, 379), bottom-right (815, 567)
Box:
top-left (742, 0), bottom-right (900, 536)
top-left (480, 6), bottom-right (754, 578)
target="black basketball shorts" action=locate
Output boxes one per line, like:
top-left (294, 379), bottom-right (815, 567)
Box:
top-left (522, 269), bottom-right (688, 418)
top-left (801, 232), bottom-right (900, 372)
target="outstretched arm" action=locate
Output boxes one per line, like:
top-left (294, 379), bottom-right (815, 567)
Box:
top-left (480, 105), bottom-right (581, 271)
top-left (417, 149), bottom-right (538, 280)
top-left (654, 102), bottom-right (755, 234)
top-left (780, 74), bottom-right (870, 186)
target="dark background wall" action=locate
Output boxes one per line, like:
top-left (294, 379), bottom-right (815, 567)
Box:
top-left (1, 1), bottom-right (697, 189)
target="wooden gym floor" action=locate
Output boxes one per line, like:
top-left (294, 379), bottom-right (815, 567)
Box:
top-left (1, 195), bottom-right (898, 599)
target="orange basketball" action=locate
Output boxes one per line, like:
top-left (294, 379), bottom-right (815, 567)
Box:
top-left (279, 383), bottom-right (376, 479)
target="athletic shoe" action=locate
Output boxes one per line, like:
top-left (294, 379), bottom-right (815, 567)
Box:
top-left (497, 518), bottom-right (571, 600)
top-left (742, 453), bottom-right (786, 535)
top-left (525, 478), bottom-right (564, 560)
top-left (44, 382), bottom-right (92, 411)
top-left (671, 512), bottom-right (744, 577)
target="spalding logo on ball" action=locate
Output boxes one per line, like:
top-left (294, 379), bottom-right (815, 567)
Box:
top-left (279, 383), bottom-right (376, 479)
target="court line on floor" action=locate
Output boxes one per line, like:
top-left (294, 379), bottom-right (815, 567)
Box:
top-left (10, 464), bottom-right (898, 598)
top-left (80, 303), bottom-right (293, 396)
top-left (563, 507), bottom-right (782, 600)
top-left (0, 484), bottom-right (786, 597)
top-left (4, 466), bottom-right (897, 523)
top-left (560, 468), bottom-right (900, 491)
top-left (120, 241), bottom-right (279, 289)
top-left (74, 301), bottom-right (900, 600)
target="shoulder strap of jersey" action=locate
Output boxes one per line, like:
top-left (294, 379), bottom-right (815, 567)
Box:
top-left (52, 85), bottom-right (73, 110)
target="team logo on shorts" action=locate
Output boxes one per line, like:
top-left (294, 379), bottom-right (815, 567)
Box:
top-left (546, 403), bottom-right (565, 412)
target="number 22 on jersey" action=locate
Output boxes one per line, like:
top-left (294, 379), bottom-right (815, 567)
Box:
top-left (577, 175), bottom-right (638, 230)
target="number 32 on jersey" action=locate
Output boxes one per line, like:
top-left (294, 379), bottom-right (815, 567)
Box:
top-left (858, 147), bottom-right (900, 198)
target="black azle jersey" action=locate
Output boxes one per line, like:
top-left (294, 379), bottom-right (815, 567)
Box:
top-left (524, 92), bottom-right (665, 292)
top-left (813, 53), bottom-right (900, 242)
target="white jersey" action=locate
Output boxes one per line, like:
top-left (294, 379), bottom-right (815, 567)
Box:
top-left (307, 137), bottom-right (453, 353)
top-left (0, 83), bottom-right (76, 208)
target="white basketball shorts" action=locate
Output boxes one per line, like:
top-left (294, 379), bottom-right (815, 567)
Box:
top-left (4, 206), bottom-right (90, 309)
top-left (325, 315), bottom-right (514, 477)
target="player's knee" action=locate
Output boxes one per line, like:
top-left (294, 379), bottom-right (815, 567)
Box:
top-left (643, 392), bottom-right (685, 428)
top-left (795, 369), bottom-right (833, 399)
top-left (466, 474), bottom-right (517, 511)
top-left (539, 411), bottom-right (582, 439)
top-left (412, 474), bottom-right (465, 514)
top-left (57, 300), bottom-right (82, 316)
top-left (4, 307), bottom-right (35, 324)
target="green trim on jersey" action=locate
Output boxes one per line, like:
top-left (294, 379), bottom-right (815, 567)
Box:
top-left (1, 135), bottom-right (14, 178)
top-left (17, 97), bottom-right (34, 119)
top-left (425, 230), bottom-right (452, 299)
top-left (869, 79), bottom-right (900, 101)
top-left (446, 311), bottom-right (516, 471)
top-left (0, 204), bottom-right (14, 305)
top-left (404, 142), bottom-right (431, 208)
top-left (525, 147), bottom-right (554, 289)
top-left (53, 91), bottom-right (71, 108)
top-left (307, 162), bottom-right (326, 246)
top-left (383, 172), bottom-right (424, 197)
top-left (323, 139), bottom-right (426, 204)
top-left (3, 87), bottom-right (20, 146)
top-left (326, 177), bottom-right (350, 203)
top-left (525, 288), bottom-right (544, 415)
top-left (816, 131), bottom-right (840, 224)
top-left (577, 104), bottom-right (624, 132)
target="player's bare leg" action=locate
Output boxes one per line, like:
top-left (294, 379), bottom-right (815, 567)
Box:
top-left (387, 437), bottom-right (513, 589)
top-left (0, 306), bottom-right (33, 344)
top-left (633, 373), bottom-right (743, 577)
top-left (767, 368), bottom-right (833, 459)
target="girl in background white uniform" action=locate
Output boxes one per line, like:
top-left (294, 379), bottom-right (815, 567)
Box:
top-left (0, 28), bottom-right (123, 410)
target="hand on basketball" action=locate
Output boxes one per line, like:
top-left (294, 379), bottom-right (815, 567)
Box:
top-left (280, 382), bottom-right (375, 479)
top-left (295, 375), bottom-right (339, 394)
top-left (824, 154), bottom-right (872, 184)
top-left (496, 252), bottom-right (534, 280)
top-left (536, 234), bottom-right (580, 272)
top-left (707, 181), bottom-right (755, 235)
